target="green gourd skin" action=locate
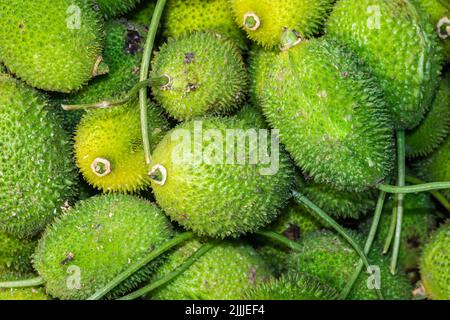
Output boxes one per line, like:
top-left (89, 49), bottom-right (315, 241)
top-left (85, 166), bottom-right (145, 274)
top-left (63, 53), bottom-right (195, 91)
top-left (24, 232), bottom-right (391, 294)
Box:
top-left (417, 0), bottom-right (450, 61)
top-left (164, 0), bottom-right (247, 50)
top-left (231, 0), bottom-right (335, 48)
top-left (151, 32), bottom-right (248, 121)
top-left (74, 101), bottom-right (169, 194)
top-left (127, 1), bottom-right (157, 26)
top-left (0, 0), bottom-right (105, 93)
top-left (361, 193), bottom-right (437, 271)
top-left (148, 240), bottom-right (272, 300)
top-left (326, 0), bottom-right (443, 130)
top-left (0, 271), bottom-right (50, 301)
top-left (93, 0), bottom-right (142, 18)
top-left (33, 194), bottom-right (174, 300)
top-left (251, 38), bottom-right (395, 192)
top-left (287, 230), bottom-right (413, 300)
top-left (58, 20), bottom-right (146, 132)
top-left (244, 272), bottom-right (339, 300)
top-left (420, 221), bottom-right (450, 300)
top-left (0, 232), bottom-right (37, 274)
top-left (0, 75), bottom-right (77, 238)
top-left (150, 117), bottom-right (295, 239)
top-left (406, 73), bottom-right (450, 158)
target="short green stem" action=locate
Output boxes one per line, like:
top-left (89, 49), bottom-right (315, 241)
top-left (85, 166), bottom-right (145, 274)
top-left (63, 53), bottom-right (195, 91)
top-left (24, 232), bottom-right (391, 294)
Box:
top-left (378, 181), bottom-right (450, 194)
top-left (255, 230), bottom-right (304, 252)
top-left (118, 242), bottom-right (217, 300)
top-left (382, 205), bottom-right (397, 254)
top-left (0, 277), bottom-right (44, 288)
top-left (87, 232), bottom-right (194, 300)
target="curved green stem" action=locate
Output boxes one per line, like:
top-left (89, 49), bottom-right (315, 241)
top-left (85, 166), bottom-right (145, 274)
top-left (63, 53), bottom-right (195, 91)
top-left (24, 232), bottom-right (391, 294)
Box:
top-left (118, 242), bottom-right (217, 300)
top-left (382, 205), bottom-right (397, 254)
top-left (378, 182), bottom-right (450, 194)
top-left (255, 230), bottom-right (304, 252)
top-left (61, 77), bottom-right (169, 111)
top-left (292, 190), bottom-right (383, 298)
top-left (0, 277), bottom-right (44, 288)
top-left (340, 191), bottom-right (387, 300)
top-left (140, 0), bottom-right (167, 166)
top-left (87, 232), bottom-right (194, 300)
top-left (391, 130), bottom-right (406, 275)
top-left (405, 176), bottom-right (450, 213)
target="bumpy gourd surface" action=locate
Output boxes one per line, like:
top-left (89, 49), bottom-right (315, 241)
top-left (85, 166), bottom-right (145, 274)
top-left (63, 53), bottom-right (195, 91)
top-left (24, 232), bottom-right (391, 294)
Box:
top-left (75, 101), bottom-right (169, 193)
top-left (362, 193), bottom-right (437, 270)
top-left (326, 0), bottom-right (442, 130)
top-left (406, 73), bottom-right (450, 158)
top-left (149, 240), bottom-right (272, 300)
top-left (0, 232), bottom-right (37, 273)
top-left (0, 271), bottom-right (49, 300)
top-left (150, 117), bottom-right (294, 238)
top-left (420, 222), bottom-right (450, 299)
top-left (231, 0), bottom-right (334, 48)
top-left (61, 20), bottom-right (146, 132)
top-left (245, 272), bottom-right (338, 300)
top-left (0, 0), bottom-right (104, 93)
top-left (94, 0), bottom-right (141, 18)
top-left (151, 32), bottom-right (248, 121)
top-left (127, 1), bottom-right (156, 26)
top-left (34, 194), bottom-right (174, 300)
top-left (251, 39), bottom-right (395, 191)
top-left (288, 230), bottom-right (412, 300)
top-left (0, 75), bottom-right (77, 238)
top-left (164, 0), bottom-right (247, 50)
top-left (303, 181), bottom-right (378, 219)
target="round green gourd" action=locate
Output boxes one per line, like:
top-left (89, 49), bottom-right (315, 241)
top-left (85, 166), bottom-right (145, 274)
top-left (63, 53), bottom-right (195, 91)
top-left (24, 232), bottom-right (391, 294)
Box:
top-left (361, 193), bottom-right (437, 271)
top-left (244, 272), bottom-right (338, 300)
top-left (420, 221), bottom-right (450, 299)
top-left (287, 230), bottom-right (413, 300)
top-left (74, 101), bottom-right (169, 193)
top-left (406, 73), bottom-right (450, 158)
top-left (59, 20), bottom-right (146, 132)
top-left (0, 232), bottom-right (37, 274)
top-left (148, 240), bottom-right (272, 300)
top-left (0, 271), bottom-right (49, 301)
top-left (231, 0), bottom-right (335, 48)
top-left (93, 0), bottom-right (141, 18)
top-left (0, 0), bottom-right (106, 93)
top-left (149, 117), bottom-right (294, 238)
top-left (164, 0), bottom-right (247, 50)
top-left (0, 75), bottom-right (77, 238)
top-left (250, 38), bottom-right (395, 192)
top-left (151, 32), bottom-right (248, 121)
top-left (326, 0), bottom-right (443, 130)
top-left (33, 194), bottom-right (174, 300)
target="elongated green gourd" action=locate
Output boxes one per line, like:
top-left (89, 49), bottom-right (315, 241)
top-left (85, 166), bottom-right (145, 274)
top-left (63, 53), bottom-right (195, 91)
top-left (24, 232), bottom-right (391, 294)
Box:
top-left (0, 232), bottom-right (37, 274)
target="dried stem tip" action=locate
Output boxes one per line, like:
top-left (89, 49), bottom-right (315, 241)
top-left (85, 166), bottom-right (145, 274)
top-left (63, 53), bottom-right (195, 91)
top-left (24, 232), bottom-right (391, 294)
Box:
top-left (244, 12), bottom-right (261, 31)
top-left (280, 28), bottom-right (303, 51)
top-left (437, 17), bottom-right (450, 39)
top-left (91, 158), bottom-right (112, 177)
top-left (148, 164), bottom-right (167, 186)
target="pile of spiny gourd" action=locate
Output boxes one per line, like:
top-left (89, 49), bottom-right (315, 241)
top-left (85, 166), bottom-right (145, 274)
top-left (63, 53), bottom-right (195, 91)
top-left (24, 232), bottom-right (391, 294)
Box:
top-left (0, 0), bottom-right (449, 301)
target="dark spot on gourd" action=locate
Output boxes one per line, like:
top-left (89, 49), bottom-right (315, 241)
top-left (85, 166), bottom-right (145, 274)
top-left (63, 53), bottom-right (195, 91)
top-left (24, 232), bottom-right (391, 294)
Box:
top-left (183, 52), bottom-right (195, 64)
top-left (186, 83), bottom-right (199, 92)
top-left (248, 267), bottom-right (257, 284)
top-left (407, 235), bottom-right (421, 249)
top-left (283, 224), bottom-right (300, 241)
top-left (60, 252), bottom-right (75, 265)
top-left (125, 29), bottom-right (143, 55)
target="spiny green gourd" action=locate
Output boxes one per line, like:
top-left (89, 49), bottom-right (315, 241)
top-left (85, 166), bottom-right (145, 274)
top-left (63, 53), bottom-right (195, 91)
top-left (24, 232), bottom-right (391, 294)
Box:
top-left (33, 194), bottom-right (174, 300)
top-left (74, 101), bottom-right (169, 193)
top-left (326, 0), bottom-right (443, 130)
top-left (93, 0), bottom-right (142, 18)
top-left (303, 180), bottom-right (378, 219)
top-left (147, 240), bottom-right (272, 300)
top-left (149, 117), bottom-right (294, 238)
top-left (0, 232), bottom-right (37, 273)
top-left (0, 271), bottom-right (49, 301)
top-left (415, 134), bottom-right (450, 199)
top-left (164, 0), bottom-right (247, 50)
top-left (250, 37), bottom-right (395, 192)
top-left (150, 32), bottom-right (248, 121)
top-left (244, 272), bottom-right (339, 300)
top-left (420, 221), bottom-right (450, 300)
top-left (361, 193), bottom-right (437, 271)
top-left (406, 73), bottom-right (450, 158)
top-left (231, 0), bottom-right (335, 48)
top-left (0, 75), bottom-right (77, 238)
top-left (0, 0), bottom-right (106, 93)
top-left (59, 20), bottom-right (146, 132)
top-left (417, 0), bottom-right (450, 61)
top-left (287, 230), bottom-right (413, 300)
